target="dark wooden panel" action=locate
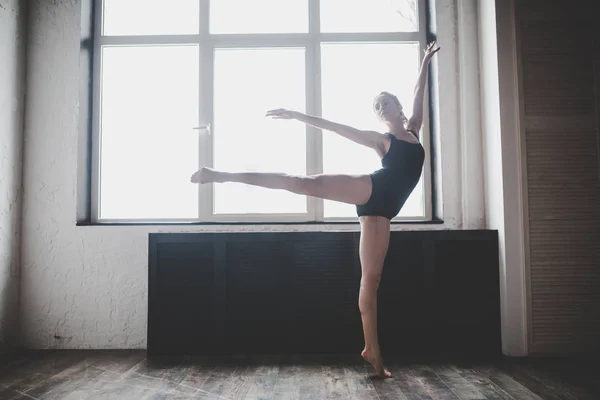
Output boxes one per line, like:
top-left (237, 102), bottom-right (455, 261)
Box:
top-left (378, 237), bottom-right (428, 355)
top-left (289, 232), bottom-right (363, 354)
top-left (148, 239), bottom-right (218, 357)
top-left (224, 236), bottom-right (294, 355)
top-left (516, 0), bottom-right (600, 354)
top-left (433, 238), bottom-right (501, 357)
top-left (148, 230), bottom-right (500, 357)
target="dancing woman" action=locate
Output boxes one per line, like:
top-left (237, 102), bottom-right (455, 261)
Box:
top-left (191, 42), bottom-right (440, 378)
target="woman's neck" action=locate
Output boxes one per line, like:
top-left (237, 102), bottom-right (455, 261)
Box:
top-left (386, 119), bottom-right (407, 135)
top-left (386, 120), bottom-right (419, 143)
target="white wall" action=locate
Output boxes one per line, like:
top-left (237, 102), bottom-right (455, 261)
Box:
top-left (479, 0), bottom-right (528, 356)
top-left (457, 0), bottom-right (485, 229)
top-left (0, 0), bottom-right (26, 354)
top-left (21, 0), bottom-right (486, 349)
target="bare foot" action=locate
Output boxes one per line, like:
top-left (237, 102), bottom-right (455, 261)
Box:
top-left (190, 167), bottom-right (218, 184)
top-left (361, 348), bottom-right (392, 378)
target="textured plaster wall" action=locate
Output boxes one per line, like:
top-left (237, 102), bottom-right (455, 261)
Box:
top-left (0, 0), bottom-right (26, 354)
top-left (21, 0), bottom-right (481, 349)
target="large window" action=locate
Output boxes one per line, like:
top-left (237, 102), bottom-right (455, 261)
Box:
top-left (92, 0), bottom-right (430, 223)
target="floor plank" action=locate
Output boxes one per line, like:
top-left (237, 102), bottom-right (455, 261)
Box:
top-left (367, 364), bottom-right (409, 400)
top-left (432, 364), bottom-right (487, 400)
top-left (294, 363), bottom-right (328, 400)
top-left (480, 365), bottom-right (545, 400)
top-left (0, 352), bottom-right (597, 400)
top-left (271, 364), bottom-right (304, 400)
top-left (390, 365), bottom-right (434, 400)
top-left (410, 364), bottom-right (461, 400)
top-left (494, 361), bottom-right (572, 400)
top-left (321, 364), bottom-right (353, 399)
top-left (509, 360), bottom-right (596, 400)
top-left (342, 364), bottom-right (380, 400)
top-left (452, 363), bottom-right (516, 400)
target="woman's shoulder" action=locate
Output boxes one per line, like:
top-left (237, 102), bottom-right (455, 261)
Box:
top-left (389, 132), bottom-right (420, 145)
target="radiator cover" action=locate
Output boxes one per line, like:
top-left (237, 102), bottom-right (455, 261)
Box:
top-left (148, 230), bottom-right (500, 358)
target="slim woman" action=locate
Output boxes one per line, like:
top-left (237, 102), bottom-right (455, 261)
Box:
top-left (192, 42), bottom-right (440, 378)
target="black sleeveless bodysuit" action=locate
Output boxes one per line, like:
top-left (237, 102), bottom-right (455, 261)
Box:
top-left (355, 131), bottom-right (425, 220)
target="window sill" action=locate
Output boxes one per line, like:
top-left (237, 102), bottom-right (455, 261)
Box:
top-left (76, 219), bottom-right (445, 227)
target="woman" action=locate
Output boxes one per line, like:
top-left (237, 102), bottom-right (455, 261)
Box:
top-left (191, 42), bottom-right (440, 378)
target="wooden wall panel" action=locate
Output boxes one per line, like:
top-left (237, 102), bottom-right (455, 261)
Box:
top-left (515, 0), bottom-right (600, 354)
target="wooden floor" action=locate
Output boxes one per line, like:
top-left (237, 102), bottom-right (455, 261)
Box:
top-left (0, 351), bottom-right (598, 400)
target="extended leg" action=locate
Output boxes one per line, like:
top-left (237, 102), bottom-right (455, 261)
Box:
top-left (191, 167), bottom-right (372, 205)
top-left (358, 215), bottom-right (391, 378)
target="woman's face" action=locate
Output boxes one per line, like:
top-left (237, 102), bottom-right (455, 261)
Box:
top-left (373, 93), bottom-right (402, 122)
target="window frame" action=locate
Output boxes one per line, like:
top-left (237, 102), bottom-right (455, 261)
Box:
top-left (90, 0), bottom-right (432, 224)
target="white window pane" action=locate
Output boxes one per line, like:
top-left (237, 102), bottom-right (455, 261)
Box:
top-left (103, 0), bottom-right (200, 36)
top-left (320, 0), bottom-right (418, 33)
top-left (213, 48), bottom-right (306, 215)
top-left (321, 42), bottom-right (424, 218)
top-left (210, 0), bottom-right (308, 34)
top-left (99, 46), bottom-right (199, 220)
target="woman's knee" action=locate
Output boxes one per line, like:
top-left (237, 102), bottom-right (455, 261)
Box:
top-left (360, 273), bottom-right (382, 289)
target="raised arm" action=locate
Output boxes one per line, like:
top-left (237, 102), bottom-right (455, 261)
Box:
top-left (406, 41), bottom-right (440, 133)
top-left (266, 109), bottom-right (387, 151)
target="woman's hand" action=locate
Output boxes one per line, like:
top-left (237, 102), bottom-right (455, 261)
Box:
top-left (266, 108), bottom-right (300, 119)
top-left (423, 41), bottom-right (440, 62)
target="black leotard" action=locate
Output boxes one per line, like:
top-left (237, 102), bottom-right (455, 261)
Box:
top-left (355, 131), bottom-right (425, 220)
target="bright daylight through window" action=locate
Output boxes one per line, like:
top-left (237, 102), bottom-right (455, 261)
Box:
top-left (94, 0), bottom-right (430, 222)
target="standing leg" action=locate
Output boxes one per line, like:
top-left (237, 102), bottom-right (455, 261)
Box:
top-left (358, 215), bottom-right (391, 378)
top-left (190, 167), bottom-right (372, 206)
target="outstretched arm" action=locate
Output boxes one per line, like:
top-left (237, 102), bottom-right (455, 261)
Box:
top-left (266, 109), bottom-right (387, 151)
top-left (406, 41), bottom-right (440, 133)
